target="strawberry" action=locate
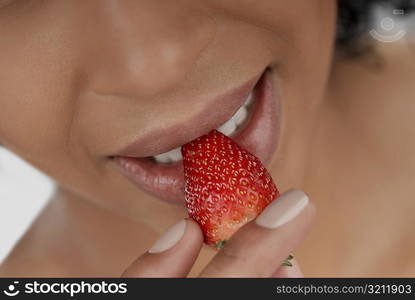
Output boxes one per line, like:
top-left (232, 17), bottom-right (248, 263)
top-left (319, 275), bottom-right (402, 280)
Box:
top-left (181, 129), bottom-right (279, 248)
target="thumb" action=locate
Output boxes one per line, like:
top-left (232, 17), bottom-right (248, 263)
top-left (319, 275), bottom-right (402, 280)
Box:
top-left (122, 218), bottom-right (203, 277)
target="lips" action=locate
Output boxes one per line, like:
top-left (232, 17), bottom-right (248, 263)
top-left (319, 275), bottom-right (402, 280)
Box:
top-left (111, 69), bottom-right (280, 204)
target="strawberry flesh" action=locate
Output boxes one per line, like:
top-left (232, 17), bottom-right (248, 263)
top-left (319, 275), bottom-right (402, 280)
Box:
top-left (181, 129), bottom-right (279, 248)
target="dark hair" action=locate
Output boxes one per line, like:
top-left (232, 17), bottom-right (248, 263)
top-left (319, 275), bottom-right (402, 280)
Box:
top-left (337, 0), bottom-right (415, 55)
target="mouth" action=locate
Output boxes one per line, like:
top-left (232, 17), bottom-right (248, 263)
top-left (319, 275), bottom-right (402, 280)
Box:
top-left (111, 69), bottom-right (280, 204)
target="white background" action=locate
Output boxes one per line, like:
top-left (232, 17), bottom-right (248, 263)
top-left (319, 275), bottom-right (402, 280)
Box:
top-left (0, 148), bottom-right (54, 263)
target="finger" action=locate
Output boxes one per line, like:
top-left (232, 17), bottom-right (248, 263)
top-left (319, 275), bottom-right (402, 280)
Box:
top-left (273, 258), bottom-right (304, 277)
top-left (200, 189), bottom-right (315, 277)
top-left (122, 218), bottom-right (203, 277)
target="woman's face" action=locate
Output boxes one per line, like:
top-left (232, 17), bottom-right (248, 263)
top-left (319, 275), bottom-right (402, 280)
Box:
top-left (0, 0), bottom-right (335, 222)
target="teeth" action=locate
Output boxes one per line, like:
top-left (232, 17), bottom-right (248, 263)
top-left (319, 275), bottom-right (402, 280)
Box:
top-left (245, 91), bottom-right (254, 107)
top-left (152, 89), bottom-right (254, 164)
top-left (153, 147), bottom-right (182, 164)
top-left (167, 147), bottom-right (182, 161)
top-left (217, 119), bottom-right (237, 136)
top-left (217, 90), bottom-right (253, 135)
top-left (232, 106), bottom-right (248, 126)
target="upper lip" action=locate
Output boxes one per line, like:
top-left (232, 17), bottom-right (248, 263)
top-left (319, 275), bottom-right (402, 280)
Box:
top-left (115, 71), bottom-right (263, 158)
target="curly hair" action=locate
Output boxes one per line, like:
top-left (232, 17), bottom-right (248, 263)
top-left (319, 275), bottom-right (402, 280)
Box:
top-left (337, 0), bottom-right (415, 54)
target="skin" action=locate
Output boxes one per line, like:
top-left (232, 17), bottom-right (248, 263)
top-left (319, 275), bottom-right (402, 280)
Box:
top-left (0, 0), bottom-right (414, 276)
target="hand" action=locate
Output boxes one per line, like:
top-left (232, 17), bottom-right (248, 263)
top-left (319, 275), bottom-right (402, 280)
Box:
top-left (121, 189), bottom-right (315, 277)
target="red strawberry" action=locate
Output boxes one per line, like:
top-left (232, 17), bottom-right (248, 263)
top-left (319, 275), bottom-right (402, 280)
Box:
top-left (181, 129), bottom-right (279, 248)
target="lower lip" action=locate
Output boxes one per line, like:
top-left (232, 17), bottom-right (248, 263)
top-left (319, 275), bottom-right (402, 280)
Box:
top-left (112, 70), bottom-right (281, 204)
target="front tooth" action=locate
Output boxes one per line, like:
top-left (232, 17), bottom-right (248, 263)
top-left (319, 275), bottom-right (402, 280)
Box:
top-left (217, 119), bottom-right (237, 136)
top-left (167, 147), bottom-right (182, 162)
top-left (154, 90), bottom-right (254, 164)
top-left (153, 147), bottom-right (182, 164)
top-left (153, 152), bottom-right (172, 164)
top-left (245, 91), bottom-right (254, 107)
top-left (232, 106), bottom-right (248, 126)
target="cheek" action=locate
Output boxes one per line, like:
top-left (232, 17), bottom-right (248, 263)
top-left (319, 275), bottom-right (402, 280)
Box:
top-left (0, 3), bottom-right (88, 181)
top-left (0, 60), bottom-right (74, 158)
top-left (0, 43), bottom-right (75, 171)
top-left (287, 1), bottom-right (337, 88)
top-left (213, 0), bottom-right (336, 108)
top-left (281, 0), bottom-right (336, 125)
top-left (268, 1), bottom-right (337, 188)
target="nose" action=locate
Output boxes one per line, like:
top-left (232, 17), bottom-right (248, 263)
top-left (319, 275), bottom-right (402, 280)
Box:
top-left (83, 0), bottom-right (216, 97)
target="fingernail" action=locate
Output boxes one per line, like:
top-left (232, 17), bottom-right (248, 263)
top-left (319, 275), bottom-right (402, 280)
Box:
top-left (148, 219), bottom-right (187, 253)
top-left (255, 189), bottom-right (309, 229)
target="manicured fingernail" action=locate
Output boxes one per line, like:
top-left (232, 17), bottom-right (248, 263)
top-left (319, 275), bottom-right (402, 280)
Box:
top-left (148, 219), bottom-right (186, 253)
top-left (255, 189), bottom-right (309, 229)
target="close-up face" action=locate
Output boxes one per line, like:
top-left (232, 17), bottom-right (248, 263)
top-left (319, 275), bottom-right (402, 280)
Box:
top-left (0, 0), bottom-right (336, 225)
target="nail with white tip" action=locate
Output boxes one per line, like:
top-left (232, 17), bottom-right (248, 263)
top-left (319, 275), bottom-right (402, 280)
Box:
top-left (148, 219), bottom-right (187, 253)
top-left (255, 189), bottom-right (309, 229)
